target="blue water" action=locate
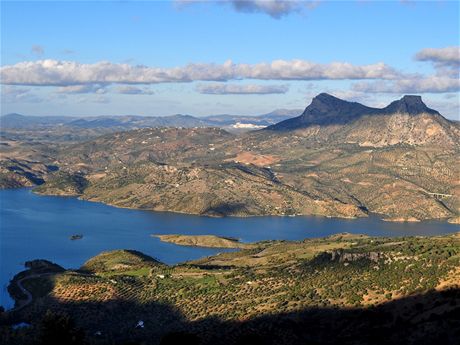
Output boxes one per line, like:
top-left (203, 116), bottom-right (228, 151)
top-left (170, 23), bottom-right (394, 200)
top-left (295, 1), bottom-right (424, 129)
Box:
top-left (1, 188), bottom-right (458, 309)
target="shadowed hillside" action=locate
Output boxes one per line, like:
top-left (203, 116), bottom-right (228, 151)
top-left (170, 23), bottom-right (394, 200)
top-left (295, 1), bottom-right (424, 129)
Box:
top-left (2, 233), bottom-right (459, 345)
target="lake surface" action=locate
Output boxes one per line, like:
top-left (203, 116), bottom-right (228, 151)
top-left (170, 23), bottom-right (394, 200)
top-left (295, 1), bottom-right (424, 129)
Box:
top-left (1, 188), bottom-right (458, 309)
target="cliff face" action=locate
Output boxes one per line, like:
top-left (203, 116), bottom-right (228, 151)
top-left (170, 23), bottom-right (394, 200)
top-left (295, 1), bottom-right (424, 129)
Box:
top-left (325, 249), bottom-right (385, 263)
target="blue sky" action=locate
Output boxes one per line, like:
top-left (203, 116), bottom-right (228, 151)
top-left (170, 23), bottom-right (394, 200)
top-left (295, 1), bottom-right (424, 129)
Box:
top-left (1, 0), bottom-right (459, 119)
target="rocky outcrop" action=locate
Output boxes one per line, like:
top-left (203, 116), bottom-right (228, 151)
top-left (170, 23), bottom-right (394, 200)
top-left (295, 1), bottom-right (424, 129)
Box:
top-left (322, 249), bottom-right (384, 263)
top-left (266, 93), bottom-right (379, 130)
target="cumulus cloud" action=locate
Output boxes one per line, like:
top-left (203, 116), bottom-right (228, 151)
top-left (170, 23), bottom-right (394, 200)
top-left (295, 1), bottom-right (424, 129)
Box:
top-left (0, 59), bottom-right (401, 86)
top-left (56, 84), bottom-right (107, 94)
top-left (196, 83), bottom-right (289, 94)
top-left (352, 76), bottom-right (460, 94)
top-left (415, 46), bottom-right (460, 69)
top-left (1, 85), bottom-right (31, 96)
top-left (116, 86), bottom-right (154, 95)
top-left (31, 45), bottom-right (44, 56)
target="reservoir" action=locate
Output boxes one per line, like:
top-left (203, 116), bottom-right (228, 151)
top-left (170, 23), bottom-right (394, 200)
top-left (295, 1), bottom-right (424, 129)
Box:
top-left (1, 188), bottom-right (458, 309)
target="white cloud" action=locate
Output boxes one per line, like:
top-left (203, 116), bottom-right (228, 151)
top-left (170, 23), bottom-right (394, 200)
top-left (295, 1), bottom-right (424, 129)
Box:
top-left (197, 83), bottom-right (289, 94)
top-left (0, 59), bottom-right (401, 86)
top-left (1, 86), bottom-right (42, 103)
top-left (415, 46), bottom-right (460, 69)
top-left (116, 86), bottom-right (154, 95)
top-left (352, 76), bottom-right (460, 94)
top-left (56, 84), bottom-right (107, 94)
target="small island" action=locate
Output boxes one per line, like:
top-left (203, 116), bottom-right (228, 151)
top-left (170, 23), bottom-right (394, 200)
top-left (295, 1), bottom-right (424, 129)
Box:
top-left (153, 234), bottom-right (252, 249)
top-left (70, 234), bottom-right (83, 241)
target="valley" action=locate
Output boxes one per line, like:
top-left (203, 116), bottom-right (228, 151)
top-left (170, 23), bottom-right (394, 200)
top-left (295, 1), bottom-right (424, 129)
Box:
top-left (2, 3), bottom-right (458, 345)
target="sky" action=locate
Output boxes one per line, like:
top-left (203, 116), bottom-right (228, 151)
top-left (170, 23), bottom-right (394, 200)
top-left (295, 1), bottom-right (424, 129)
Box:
top-left (1, 0), bottom-right (459, 119)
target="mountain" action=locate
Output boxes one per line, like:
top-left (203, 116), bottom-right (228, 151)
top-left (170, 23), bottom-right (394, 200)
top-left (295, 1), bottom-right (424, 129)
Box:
top-left (265, 93), bottom-right (459, 148)
top-left (2, 94), bottom-right (458, 221)
top-left (0, 113), bottom-right (208, 130)
top-left (67, 114), bottom-right (207, 129)
top-left (0, 110), bottom-right (300, 132)
top-left (204, 109), bottom-right (301, 126)
top-left (382, 95), bottom-right (439, 115)
top-left (266, 93), bottom-right (441, 130)
top-left (0, 113), bottom-right (76, 128)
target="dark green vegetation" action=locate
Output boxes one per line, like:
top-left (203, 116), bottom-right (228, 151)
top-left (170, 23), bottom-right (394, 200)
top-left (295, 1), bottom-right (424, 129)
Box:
top-left (34, 172), bottom-right (89, 196)
top-left (1, 233), bottom-right (459, 344)
top-left (1, 94), bottom-right (459, 221)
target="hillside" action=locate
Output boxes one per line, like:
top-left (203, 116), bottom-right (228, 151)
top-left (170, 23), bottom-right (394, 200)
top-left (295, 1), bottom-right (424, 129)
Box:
top-left (81, 250), bottom-right (165, 274)
top-left (2, 94), bottom-right (459, 221)
top-left (267, 94), bottom-right (438, 128)
top-left (3, 233), bottom-right (459, 345)
top-left (154, 234), bottom-right (254, 248)
top-left (0, 110), bottom-right (298, 133)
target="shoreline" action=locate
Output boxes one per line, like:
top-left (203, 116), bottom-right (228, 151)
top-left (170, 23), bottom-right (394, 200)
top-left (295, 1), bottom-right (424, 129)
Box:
top-left (28, 186), bottom-right (458, 224)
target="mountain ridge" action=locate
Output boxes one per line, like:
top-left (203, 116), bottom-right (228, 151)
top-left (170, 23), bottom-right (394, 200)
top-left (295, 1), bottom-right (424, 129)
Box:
top-left (2, 93), bottom-right (458, 221)
top-left (0, 110), bottom-right (298, 130)
top-left (266, 93), bottom-right (442, 131)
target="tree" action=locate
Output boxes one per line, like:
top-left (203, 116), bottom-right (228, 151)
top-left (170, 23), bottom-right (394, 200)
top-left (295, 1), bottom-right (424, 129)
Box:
top-left (36, 310), bottom-right (86, 345)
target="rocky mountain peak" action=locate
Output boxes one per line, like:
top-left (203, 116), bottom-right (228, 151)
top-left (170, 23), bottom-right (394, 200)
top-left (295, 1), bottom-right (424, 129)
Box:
top-left (383, 95), bottom-right (439, 115)
top-left (308, 93), bottom-right (349, 112)
top-left (265, 93), bottom-right (446, 131)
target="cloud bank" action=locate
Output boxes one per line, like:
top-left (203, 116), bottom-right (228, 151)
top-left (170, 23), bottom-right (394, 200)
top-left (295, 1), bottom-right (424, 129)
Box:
top-left (197, 83), bottom-right (289, 94)
top-left (116, 86), bottom-right (154, 95)
top-left (56, 84), bottom-right (107, 94)
top-left (352, 76), bottom-right (460, 94)
top-left (0, 59), bottom-right (400, 86)
top-left (415, 46), bottom-right (460, 69)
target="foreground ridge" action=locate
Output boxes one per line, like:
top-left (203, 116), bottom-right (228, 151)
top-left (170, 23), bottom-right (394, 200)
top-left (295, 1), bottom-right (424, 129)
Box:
top-left (2, 232), bottom-right (459, 344)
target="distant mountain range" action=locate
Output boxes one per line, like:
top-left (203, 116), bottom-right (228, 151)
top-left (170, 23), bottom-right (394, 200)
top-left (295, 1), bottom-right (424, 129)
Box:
top-left (0, 109), bottom-right (302, 131)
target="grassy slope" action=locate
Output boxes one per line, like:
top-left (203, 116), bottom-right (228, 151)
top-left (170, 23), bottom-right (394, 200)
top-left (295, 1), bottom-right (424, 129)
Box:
top-left (154, 234), bottom-right (254, 249)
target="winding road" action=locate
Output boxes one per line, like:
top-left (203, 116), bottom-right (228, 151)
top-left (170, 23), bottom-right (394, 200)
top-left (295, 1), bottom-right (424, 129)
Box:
top-left (12, 273), bottom-right (55, 311)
